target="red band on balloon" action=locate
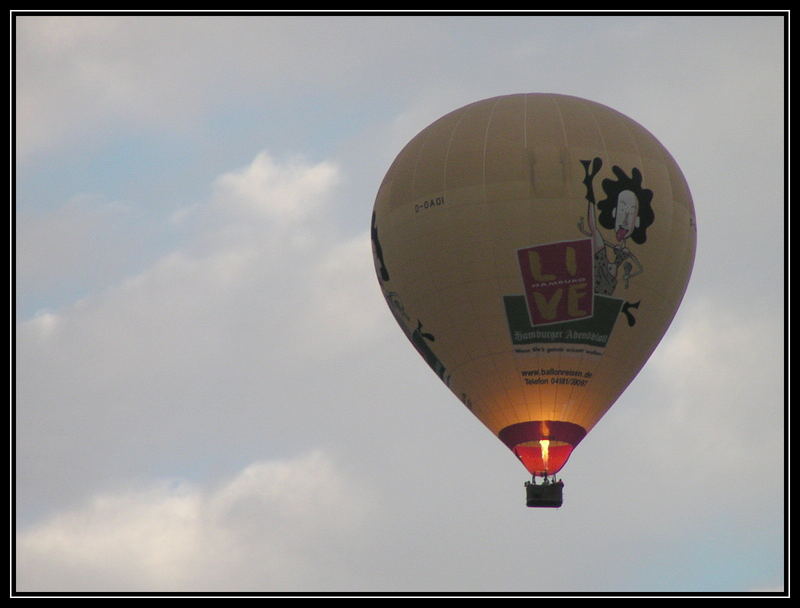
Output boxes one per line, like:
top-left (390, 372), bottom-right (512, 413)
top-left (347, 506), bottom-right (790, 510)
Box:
top-left (498, 420), bottom-right (587, 449)
top-left (498, 421), bottom-right (588, 475)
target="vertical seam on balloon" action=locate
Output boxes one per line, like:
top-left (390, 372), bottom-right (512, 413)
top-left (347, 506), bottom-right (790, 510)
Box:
top-left (550, 96), bottom-right (572, 424)
top-left (442, 114), bottom-right (455, 194)
top-left (522, 93), bottom-right (529, 149)
top-left (520, 93), bottom-right (537, 427)
top-left (628, 122), bottom-right (680, 314)
top-left (409, 123), bottom-right (429, 217)
top-left (442, 106), bottom-right (485, 422)
top-left (525, 94), bottom-right (546, 427)
top-left (515, 93), bottom-right (542, 428)
top-left (565, 103), bottom-right (610, 429)
top-left (484, 95), bottom-right (522, 434)
top-left (510, 96), bottom-right (533, 434)
top-left (607, 111), bottom-right (652, 436)
top-left (553, 94), bottom-right (569, 153)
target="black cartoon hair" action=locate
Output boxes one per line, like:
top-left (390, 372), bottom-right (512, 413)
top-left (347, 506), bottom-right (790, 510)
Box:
top-left (597, 166), bottom-right (655, 245)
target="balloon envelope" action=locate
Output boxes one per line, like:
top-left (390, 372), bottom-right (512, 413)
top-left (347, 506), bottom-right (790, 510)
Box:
top-left (371, 93), bottom-right (696, 476)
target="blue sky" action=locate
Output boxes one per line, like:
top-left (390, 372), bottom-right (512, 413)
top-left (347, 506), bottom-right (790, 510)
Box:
top-left (15, 13), bottom-right (785, 594)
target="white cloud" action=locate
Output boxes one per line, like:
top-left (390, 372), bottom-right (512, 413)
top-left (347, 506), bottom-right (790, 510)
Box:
top-left (632, 293), bottom-right (784, 484)
top-left (21, 311), bottom-right (61, 341)
top-left (17, 149), bottom-right (390, 527)
top-left (17, 451), bottom-right (376, 592)
top-left (212, 151), bottom-right (340, 225)
top-left (16, 16), bottom-right (224, 158)
top-left (15, 16), bottom-right (441, 159)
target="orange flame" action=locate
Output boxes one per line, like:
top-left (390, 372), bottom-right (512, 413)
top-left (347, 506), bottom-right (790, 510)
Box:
top-left (540, 439), bottom-right (550, 471)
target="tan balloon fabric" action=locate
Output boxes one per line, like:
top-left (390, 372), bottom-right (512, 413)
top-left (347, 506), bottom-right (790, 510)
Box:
top-left (372, 93), bottom-right (696, 475)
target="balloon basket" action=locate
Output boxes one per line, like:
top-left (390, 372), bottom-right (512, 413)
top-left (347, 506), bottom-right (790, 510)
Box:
top-left (525, 476), bottom-right (564, 508)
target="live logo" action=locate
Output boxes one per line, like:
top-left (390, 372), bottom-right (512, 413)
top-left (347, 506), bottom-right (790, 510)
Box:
top-left (517, 238), bottom-right (594, 326)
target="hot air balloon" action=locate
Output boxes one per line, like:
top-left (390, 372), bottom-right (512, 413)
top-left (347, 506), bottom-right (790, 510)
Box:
top-left (371, 94), bottom-right (696, 507)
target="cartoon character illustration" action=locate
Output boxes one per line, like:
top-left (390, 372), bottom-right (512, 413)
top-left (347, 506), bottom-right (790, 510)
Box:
top-left (371, 211), bottom-right (390, 282)
top-left (383, 291), bottom-right (452, 387)
top-left (578, 157), bottom-right (655, 325)
top-left (410, 320), bottom-right (450, 386)
top-left (374, 214), bottom-right (451, 385)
